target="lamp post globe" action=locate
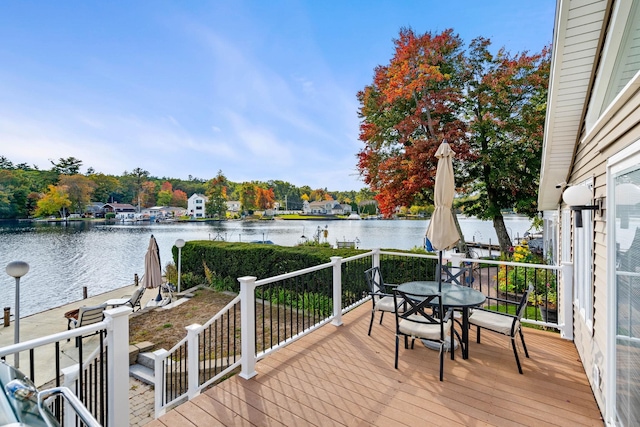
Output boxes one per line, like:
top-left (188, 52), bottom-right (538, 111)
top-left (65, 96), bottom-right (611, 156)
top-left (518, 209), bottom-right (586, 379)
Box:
top-left (6, 261), bottom-right (29, 279)
top-left (6, 260), bottom-right (29, 368)
top-left (175, 239), bottom-right (185, 293)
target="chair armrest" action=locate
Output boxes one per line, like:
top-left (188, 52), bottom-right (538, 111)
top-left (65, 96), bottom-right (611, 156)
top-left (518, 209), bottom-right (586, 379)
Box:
top-left (369, 291), bottom-right (394, 298)
top-left (472, 307), bottom-right (518, 319)
top-left (489, 296), bottom-right (522, 305)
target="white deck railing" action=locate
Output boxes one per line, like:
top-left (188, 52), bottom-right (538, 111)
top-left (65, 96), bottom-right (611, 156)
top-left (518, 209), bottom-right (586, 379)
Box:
top-left (0, 249), bottom-right (568, 424)
top-left (0, 306), bottom-right (131, 427)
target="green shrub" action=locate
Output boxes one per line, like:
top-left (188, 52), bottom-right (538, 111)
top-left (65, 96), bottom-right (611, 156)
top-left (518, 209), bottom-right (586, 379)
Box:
top-left (171, 241), bottom-right (364, 292)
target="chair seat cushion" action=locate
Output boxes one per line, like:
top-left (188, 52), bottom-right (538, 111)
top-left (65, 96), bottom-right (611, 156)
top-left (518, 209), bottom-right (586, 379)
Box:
top-left (375, 296), bottom-right (397, 312)
top-left (469, 310), bottom-right (517, 335)
top-left (399, 316), bottom-right (451, 341)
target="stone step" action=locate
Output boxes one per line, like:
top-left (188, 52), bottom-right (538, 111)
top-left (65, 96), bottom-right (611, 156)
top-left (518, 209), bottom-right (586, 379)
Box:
top-left (129, 363), bottom-right (155, 386)
top-left (137, 351), bottom-right (156, 370)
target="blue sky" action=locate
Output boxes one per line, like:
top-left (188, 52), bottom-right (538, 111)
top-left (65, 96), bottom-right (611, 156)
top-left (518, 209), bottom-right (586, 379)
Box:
top-left (0, 1), bottom-right (555, 191)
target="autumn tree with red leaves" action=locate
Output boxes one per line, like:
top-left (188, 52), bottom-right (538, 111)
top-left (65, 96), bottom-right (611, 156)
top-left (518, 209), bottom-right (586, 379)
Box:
top-left (357, 28), bottom-right (550, 253)
top-left (357, 28), bottom-right (469, 217)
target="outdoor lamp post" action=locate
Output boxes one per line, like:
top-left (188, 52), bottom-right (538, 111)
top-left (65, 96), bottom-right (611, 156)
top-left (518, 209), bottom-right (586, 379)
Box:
top-left (6, 260), bottom-right (29, 368)
top-left (175, 239), bottom-right (185, 293)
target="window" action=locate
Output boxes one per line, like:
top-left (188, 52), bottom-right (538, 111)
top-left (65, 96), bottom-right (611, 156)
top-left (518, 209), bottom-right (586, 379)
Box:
top-left (608, 141), bottom-right (640, 426)
top-left (602, 1), bottom-right (640, 113)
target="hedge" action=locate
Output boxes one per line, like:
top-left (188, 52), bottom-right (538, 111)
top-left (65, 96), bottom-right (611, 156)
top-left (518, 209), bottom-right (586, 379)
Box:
top-left (172, 241), bottom-right (365, 291)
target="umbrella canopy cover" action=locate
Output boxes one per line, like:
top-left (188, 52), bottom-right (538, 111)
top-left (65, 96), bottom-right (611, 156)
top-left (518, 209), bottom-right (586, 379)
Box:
top-left (142, 235), bottom-right (163, 289)
top-left (426, 141), bottom-right (460, 250)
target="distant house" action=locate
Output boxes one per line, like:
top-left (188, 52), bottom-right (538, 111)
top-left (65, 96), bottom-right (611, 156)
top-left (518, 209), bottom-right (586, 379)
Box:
top-left (85, 202), bottom-right (106, 218)
top-left (226, 201), bottom-right (241, 212)
top-left (103, 203), bottom-right (136, 214)
top-left (141, 206), bottom-right (187, 220)
top-left (302, 200), bottom-right (347, 215)
top-left (187, 194), bottom-right (208, 218)
top-left (164, 206), bottom-right (187, 217)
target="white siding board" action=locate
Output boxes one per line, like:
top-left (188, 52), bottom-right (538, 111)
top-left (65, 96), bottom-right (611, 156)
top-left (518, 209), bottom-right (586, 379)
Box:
top-left (568, 0), bottom-right (606, 16)
top-left (565, 20), bottom-right (606, 38)
top-left (564, 33), bottom-right (601, 50)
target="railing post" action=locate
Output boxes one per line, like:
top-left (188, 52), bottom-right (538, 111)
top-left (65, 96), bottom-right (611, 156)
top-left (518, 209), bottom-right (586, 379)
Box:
top-left (61, 365), bottom-right (79, 427)
top-left (153, 349), bottom-right (169, 419)
top-left (560, 262), bottom-right (574, 340)
top-left (372, 248), bottom-right (381, 269)
top-left (331, 256), bottom-right (343, 326)
top-left (239, 276), bottom-right (257, 380)
top-left (186, 324), bottom-right (201, 399)
top-left (104, 306), bottom-right (131, 427)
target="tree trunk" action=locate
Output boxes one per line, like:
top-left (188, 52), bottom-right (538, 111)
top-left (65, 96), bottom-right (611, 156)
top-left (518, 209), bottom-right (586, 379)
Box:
top-left (453, 210), bottom-right (469, 255)
top-left (493, 214), bottom-right (513, 255)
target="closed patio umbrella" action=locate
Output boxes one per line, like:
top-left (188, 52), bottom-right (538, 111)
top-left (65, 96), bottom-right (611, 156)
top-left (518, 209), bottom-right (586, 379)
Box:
top-left (425, 141), bottom-right (460, 291)
top-left (142, 235), bottom-right (163, 301)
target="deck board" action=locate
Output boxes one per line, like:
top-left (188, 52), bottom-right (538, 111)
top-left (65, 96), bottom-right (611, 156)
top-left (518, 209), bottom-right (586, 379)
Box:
top-left (149, 303), bottom-right (603, 426)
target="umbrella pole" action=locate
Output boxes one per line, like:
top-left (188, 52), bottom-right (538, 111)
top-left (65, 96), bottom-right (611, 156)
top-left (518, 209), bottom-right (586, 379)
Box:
top-left (437, 251), bottom-right (443, 292)
top-left (155, 286), bottom-right (163, 302)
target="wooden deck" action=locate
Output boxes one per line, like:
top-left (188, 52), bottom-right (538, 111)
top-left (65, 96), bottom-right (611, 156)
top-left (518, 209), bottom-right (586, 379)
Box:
top-left (146, 303), bottom-right (604, 426)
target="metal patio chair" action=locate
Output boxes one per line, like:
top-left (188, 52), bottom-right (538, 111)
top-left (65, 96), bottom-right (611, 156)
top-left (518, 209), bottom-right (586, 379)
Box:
top-left (364, 266), bottom-right (402, 336)
top-left (468, 284), bottom-right (534, 374)
top-left (393, 288), bottom-right (454, 381)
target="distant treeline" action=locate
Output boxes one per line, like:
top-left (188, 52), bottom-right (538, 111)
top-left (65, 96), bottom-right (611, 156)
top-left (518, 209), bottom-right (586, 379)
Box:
top-left (0, 155), bottom-right (376, 219)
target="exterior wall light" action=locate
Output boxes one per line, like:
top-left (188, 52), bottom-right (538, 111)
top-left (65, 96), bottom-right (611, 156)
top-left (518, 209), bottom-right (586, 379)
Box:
top-left (562, 185), bottom-right (603, 228)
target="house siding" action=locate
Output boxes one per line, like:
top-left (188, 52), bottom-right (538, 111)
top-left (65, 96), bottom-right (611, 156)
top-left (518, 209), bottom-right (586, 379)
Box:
top-left (563, 86), bottom-right (640, 415)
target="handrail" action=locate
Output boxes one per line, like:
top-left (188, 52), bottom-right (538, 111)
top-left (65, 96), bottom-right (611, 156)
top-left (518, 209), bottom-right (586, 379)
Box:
top-left (0, 321), bottom-right (107, 358)
top-left (38, 387), bottom-right (101, 427)
top-left (253, 259), bottom-right (335, 286)
top-left (199, 294), bottom-right (241, 330)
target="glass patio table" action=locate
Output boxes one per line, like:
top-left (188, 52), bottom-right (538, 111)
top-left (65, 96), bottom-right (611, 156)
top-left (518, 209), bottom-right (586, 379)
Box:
top-left (396, 281), bottom-right (486, 359)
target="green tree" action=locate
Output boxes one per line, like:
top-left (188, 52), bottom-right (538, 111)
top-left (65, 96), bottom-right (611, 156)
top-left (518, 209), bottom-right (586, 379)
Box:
top-left (156, 181), bottom-right (173, 206)
top-left (121, 168), bottom-right (150, 208)
top-left (157, 190), bottom-right (172, 206)
top-left (206, 171), bottom-right (228, 218)
top-left (35, 185), bottom-right (72, 218)
top-left (59, 174), bottom-right (95, 214)
top-left (89, 174), bottom-right (121, 203)
top-left (0, 156), bottom-right (14, 169)
top-left (239, 182), bottom-right (258, 212)
top-left (50, 157), bottom-right (83, 175)
top-left (458, 38), bottom-right (550, 252)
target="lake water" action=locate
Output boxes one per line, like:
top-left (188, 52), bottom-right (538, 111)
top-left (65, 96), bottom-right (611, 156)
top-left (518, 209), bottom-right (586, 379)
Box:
top-left (0, 216), bottom-right (533, 317)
